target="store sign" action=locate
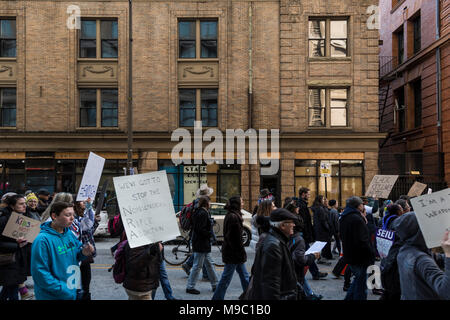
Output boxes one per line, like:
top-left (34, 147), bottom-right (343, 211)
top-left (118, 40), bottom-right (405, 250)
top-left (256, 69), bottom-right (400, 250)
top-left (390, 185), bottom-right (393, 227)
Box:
top-left (365, 175), bottom-right (399, 199)
top-left (183, 165), bottom-right (207, 204)
top-left (410, 188), bottom-right (450, 249)
top-left (113, 171), bottom-right (181, 248)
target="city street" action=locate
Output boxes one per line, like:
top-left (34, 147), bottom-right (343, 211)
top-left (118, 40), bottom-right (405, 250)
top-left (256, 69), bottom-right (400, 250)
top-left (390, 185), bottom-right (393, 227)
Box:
top-left (22, 236), bottom-right (380, 300)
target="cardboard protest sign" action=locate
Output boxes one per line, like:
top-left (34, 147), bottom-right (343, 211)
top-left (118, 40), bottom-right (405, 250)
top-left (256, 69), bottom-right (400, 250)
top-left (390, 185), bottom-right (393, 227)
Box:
top-left (113, 170), bottom-right (181, 248)
top-left (407, 182), bottom-right (427, 197)
top-left (365, 175), bottom-right (399, 199)
top-left (77, 152), bottom-right (105, 201)
top-left (410, 188), bottom-right (450, 248)
top-left (2, 212), bottom-right (41, 243)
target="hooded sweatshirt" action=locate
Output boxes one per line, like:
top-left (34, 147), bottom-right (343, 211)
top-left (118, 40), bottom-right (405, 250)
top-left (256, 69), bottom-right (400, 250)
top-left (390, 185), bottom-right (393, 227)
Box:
top-left (396, 212), bottom-right (450, 300)
top-left (31, 221), bottom-right (86, 300)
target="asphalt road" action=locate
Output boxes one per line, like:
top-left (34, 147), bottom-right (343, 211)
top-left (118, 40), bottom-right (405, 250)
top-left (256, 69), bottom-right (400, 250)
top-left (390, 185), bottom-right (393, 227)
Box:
top-left (18, 236), bottom-right (380, 300)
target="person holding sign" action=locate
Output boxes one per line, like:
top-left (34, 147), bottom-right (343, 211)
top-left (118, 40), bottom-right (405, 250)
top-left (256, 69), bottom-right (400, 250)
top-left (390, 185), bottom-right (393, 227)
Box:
top-left (30, 202), bottom-right (94, 300)
top-left (396, 212), bottom-right (450, 300)
top-left (0, 194), bottom-right (31, 300)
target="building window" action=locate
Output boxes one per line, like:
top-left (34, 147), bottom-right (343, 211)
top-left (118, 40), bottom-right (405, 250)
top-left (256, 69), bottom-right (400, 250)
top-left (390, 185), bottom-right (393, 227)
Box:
top-left (80, 19), bottom-right (118, 58)
top-left (308, 88), bottom-right (348, 127)
top-left (0, 19), bottom-right (16, 57)
top-left (413, 15), bottom-right (421, 54)
top-left (179, 88), bottom-right (217, 127)
top-left (295, 159), bottom-right (364, 206)
top-left (395, 87), bottom-right (406, 132)
top-left (413, 80), bottom-right (422, 128)
top-left (309, 18), bottom-right (348, 58)
top-left (159, 161), bottom-right (240, 212)
top-left (79, 88), bottom-right (118, 127)
top-left (0, 88), bottom-right (16, 127)
top-left (395, 27), bottom-right (404, 65)
top-left (178, 20), bottom-right (217, 59)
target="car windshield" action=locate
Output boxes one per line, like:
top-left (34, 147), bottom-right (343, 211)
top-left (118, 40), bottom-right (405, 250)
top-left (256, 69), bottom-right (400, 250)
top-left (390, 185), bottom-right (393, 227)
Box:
top-left (210, 204), bottom-right (227, 216)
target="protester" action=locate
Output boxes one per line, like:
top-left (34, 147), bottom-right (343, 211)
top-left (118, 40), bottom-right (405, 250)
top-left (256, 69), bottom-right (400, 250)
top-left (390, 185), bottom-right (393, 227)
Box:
top-left (311, 195), bottom-right (333, 262)
top-left (339, 196), bottom-right (375, 300)
top-left (394, 199), bottom-right (410, 214)
top-left (328, 199), bottom-right (341, 256)
top-left (152, 258), bottom-right (179, 300)
top-left (25, 193), bottom-right (41, 221)
top-left (40, 192), bottom-right (74, 222)
top-left (212, 196), bottom-right (249, 300)
top-left (251, 199), bottom-right (272, 251)
top-left (396, 212), bottom-right (450, 300)
top-left (0, 194), bottom-right (30, 300)
top-left (244, 208), bottom-right (298, 300)
top-left (296, 187), bottom-right (327, 280)
top-left (36, 189), bottom-right (51, 213)
top-left (30, 202), bottom-right (94, 300)
top-left (72, 198), bottom-right (101, 300)
top-left (186, 196), bottom-right (218, 294)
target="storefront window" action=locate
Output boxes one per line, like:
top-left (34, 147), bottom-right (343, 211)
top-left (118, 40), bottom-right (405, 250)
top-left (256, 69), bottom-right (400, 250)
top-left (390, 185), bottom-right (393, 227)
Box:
top-left (295, 159), bottom-right (364, 206)
top-left (0, 160), bottom-right (25, 196)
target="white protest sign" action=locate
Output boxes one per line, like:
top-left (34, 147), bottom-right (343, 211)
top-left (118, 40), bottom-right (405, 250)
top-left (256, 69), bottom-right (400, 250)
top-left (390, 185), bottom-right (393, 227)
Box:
top-left (410, 188), bottom-right (450, 249)
top-left (320, 162), bottom-right (331, 178)
top-left (77, 152), bottom-right (105, 201)
top-left (305, 241), bottom-right (327, 255)
top-left (113, 170), bottom-right (181, 248)
top-left (407, 182), bottom-right (427, 197)
top-left (365, 175), bottom-right (399, 199)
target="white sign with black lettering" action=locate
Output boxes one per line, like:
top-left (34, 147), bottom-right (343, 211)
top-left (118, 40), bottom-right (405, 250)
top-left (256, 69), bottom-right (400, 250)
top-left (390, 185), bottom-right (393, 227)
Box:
top-left (113, 171), bottom-right (181, 248)
top-left (410, 188), bottom-right (450, 249)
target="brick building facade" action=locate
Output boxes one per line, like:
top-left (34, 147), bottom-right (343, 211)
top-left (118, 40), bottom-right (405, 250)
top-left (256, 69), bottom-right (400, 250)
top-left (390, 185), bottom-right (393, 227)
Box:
top-left (0, 0), bottom-right (383, 210)
top-left (378, 0), bottom-right (449, 198)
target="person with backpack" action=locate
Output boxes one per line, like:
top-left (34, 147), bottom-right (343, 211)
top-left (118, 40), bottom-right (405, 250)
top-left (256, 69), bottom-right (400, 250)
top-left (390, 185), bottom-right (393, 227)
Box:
top-left (212, 196), bottom-right (249, 300)
top-left (181, 184), bottom-right (214, 280)
top-left (186, 195), bottom-right (218, 294)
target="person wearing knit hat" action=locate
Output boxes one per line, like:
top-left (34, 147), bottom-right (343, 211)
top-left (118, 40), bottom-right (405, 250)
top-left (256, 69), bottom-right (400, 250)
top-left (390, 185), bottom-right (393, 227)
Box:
top-left (25, 193), bottom-right (41, 221)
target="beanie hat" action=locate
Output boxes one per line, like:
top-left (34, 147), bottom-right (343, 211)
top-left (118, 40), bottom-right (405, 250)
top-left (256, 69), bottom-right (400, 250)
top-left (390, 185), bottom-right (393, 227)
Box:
top-left (26, 193), bottom-right (39, 203)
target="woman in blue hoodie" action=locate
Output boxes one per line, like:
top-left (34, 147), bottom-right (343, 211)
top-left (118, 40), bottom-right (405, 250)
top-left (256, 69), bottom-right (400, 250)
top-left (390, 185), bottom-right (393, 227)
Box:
top-left (31, 202), bottom-right (94, 300)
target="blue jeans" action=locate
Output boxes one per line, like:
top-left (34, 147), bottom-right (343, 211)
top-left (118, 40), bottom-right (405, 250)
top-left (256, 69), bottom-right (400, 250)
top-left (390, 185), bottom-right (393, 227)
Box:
top-left (187, 252), bottom-right (218, 290)
top-left (302, 279), bottom-right (314, 297)
top-left (0, 285), bottom-right (19, 301)
top-left (344, 265), bottom-right (368, 300)
top-left (212, 263), bottom-right (249, 300)
top-left (185, 252), bottom-right (209, 279)
top-left (305, 242), bottom-right (320, 277)
top-left (152, 260), bottom-right (175, 300)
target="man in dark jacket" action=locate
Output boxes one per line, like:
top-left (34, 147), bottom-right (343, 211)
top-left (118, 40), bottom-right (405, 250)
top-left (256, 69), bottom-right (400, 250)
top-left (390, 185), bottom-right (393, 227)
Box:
top-left (186, 196), bottom-right (218, 294)
top-left (245, 208), bottom-right (298, 300)
top-left (123, 242), bottom-right (162, 300)
top-left (339, 196), bottom-right (375, 300)
top-left (296, 188), bottom-right (327, 280)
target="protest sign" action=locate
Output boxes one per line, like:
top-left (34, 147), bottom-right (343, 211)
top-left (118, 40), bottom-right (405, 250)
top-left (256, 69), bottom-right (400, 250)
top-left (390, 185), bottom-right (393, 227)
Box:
top-left (365, 175), bottom-right (399, 199)
top-left (2, 212), bottom-right (41, 243)
top-left (410, 188), bottom-right (450, 248)
top-left (113, 170), bottom-right (181, 248)
top-left (376, 228), bottom-right (395, 259)
top-left (77, 152), bottom-right (105, 201)
top-left (320, 162), bottom-right (331, 178)
top-left (305, 241), bottom-right (327, 255)
top-left (407, 182), bottom-right (427, 197)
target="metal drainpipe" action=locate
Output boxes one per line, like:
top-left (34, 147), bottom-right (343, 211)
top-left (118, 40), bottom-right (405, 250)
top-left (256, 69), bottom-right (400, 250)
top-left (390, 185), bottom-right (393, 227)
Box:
top-left (435, 0), bottom-right (443, 176)
top-left (248, 3), bottom-right (253, 211)
top-left (127, 0), bottom-right (134, 175)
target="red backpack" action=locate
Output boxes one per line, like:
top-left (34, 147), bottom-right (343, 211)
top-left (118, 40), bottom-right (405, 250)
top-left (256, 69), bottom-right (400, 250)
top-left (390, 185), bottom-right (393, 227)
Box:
top-left (179, 201), bottom-right (196, 231)
top-left (110, 240), bottom-right (128, 284)
top-left (108, 214), bottom-right (124, 237)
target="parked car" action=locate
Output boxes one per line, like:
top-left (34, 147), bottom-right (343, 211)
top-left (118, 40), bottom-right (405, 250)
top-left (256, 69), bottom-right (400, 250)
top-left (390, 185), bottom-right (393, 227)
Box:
top-left (176, 202), bottom-right (253, 246)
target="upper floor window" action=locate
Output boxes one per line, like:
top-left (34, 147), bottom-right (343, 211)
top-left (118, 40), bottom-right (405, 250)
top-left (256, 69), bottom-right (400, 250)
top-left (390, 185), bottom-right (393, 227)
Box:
top-left (413, 15), bottom-right (421, 54)
top-left (308, 88), bottom-right (348, 128)
top-left (80, 19), bottom-right (118, 58)
top-left (178, 20), bottom-right (217, 59)
top-left (179, 88), bottom-right (217, 127)
top-left (413, 80), bottom-right (422, 128)
top-left (0, 19), bottom-right (16, 57)
top-left (394, 27), bottom-right (404, 65)
top-left (0, 88), bottom-right (16, 127)
top-left (80, 88), bottom-right (118, 127)
top-left (309, 18), bottom-right (348, 58)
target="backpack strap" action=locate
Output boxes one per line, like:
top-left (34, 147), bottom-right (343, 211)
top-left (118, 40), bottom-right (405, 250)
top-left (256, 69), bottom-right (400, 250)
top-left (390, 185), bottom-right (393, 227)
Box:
top-left (382, 214), bottom-right (397, 230)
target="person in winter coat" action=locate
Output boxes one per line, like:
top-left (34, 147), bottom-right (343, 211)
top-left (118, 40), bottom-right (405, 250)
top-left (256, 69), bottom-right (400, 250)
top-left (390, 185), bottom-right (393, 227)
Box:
top-left (250, 199), bottom-right (275, 250)
top-left (311, 195), bottom-right (333, 261)
top-left (186, 196), bottom-right (218, 294)
top-left (212, 196), bottom-right (250, 300)
top-left (245, 208), bottom-right (298, 300)
top-left (30, 202), bottom-right (94, 300)
top-left (396, 212), bottom-right (450, 300)
top-left (40, 192), bottom-right (74, 223)
top-left (0, 194), bottom-right (30, 300)
top-left (328, 199), bottom-right (341, 255)
top-left (25, 193), bottom-right (41, 221)
top-left (123, 241), bottom-right (162, 300)
top-left (339, 196), bottom-right (375, 300)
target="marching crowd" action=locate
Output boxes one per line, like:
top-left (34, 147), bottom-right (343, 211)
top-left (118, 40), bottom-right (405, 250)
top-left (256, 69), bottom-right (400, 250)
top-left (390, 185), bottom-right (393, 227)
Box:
top-left (0, 184), bottom-right (449, 300)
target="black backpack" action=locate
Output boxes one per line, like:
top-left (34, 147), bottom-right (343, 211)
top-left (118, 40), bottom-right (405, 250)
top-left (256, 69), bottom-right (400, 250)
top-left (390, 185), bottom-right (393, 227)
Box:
top-left (179, 199), bottom-right (198, 231)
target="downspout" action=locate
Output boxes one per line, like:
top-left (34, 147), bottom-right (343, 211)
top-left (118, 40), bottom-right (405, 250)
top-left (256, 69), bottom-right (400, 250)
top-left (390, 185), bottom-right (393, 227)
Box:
top-left (248, 3), bottom-right (253, 211)
top-left (435, 0), bottom-right (443, 178)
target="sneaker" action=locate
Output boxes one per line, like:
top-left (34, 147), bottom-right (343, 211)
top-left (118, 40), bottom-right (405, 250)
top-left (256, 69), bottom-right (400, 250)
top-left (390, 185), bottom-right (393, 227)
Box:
top-left (372, 288), bottom-right (384, 295)
top-left (182, 264), bottom-right (191, 276)
top-left (312, 272), bottom-right (328, 280)
top-left (20, 291), bottom-right (34, 300)
top-left (186, 288), bottom-right (200, 295)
